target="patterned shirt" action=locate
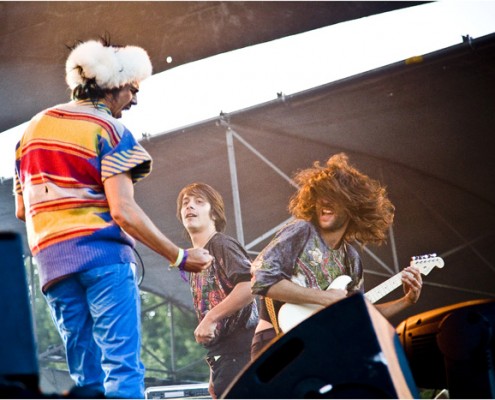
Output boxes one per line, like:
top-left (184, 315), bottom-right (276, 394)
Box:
top-left (189, 232), bottom-right (258, 355)
top-left (14, 100), bottom-right (152, 290)
top-left (251, 219), bottom-right (364, 322)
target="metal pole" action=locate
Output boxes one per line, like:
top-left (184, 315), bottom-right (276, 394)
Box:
top-left (389, 225), bottom-right (400, 273)
top-left (231, 129), bottom-right (298, 189)
top-left (168, 301), bottom-right (177, 381)
top-left (226, 127), bottom-right (245, 246)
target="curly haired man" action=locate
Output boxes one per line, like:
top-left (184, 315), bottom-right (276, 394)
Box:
top-left (250, 153), bottom-right (423, 358)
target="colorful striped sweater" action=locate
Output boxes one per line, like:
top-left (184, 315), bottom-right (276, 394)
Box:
top-left (14, 100), bottom-right (152, 291)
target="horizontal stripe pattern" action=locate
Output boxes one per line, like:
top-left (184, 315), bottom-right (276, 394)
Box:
top-left (30, 197), bottom-right (108, 215)
top-left (23, 173), bottom-right (102, 190)
top-left (15, 100), bottom-right (152, 289)
top-left (46, 105), bottom-right (121, 148)
top-left (19, 138), bottom-right (97, 159)
top-left (34, 226), bottom-right (98, 252)
top-left (102, 145), bottom-right (152, 182)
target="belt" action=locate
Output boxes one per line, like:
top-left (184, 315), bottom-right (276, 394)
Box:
top-left (205, 355), bottom-right (221, 368)
top-left (253, 328), bottom-right (277, 344)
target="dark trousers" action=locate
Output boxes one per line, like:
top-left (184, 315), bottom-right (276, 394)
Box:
top-left (207, 352), bottom-right (251, 398)
top-left (250, 328), bottom-right (278, 361)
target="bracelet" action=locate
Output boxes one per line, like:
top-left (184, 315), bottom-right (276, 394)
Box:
top-left (170, 248), bottom-right (184, 268)
top-left (178, 249), bottom-right (188, 282)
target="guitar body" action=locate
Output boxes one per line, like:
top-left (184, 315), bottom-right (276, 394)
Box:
top-left (278, 303), bottom-right (323, 333)
top-left (278, 275), bottom-right (352, 333)
top-left (277, 254), bottom-right (444, 333)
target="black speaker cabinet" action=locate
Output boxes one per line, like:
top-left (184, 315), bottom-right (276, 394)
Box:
top-left (0, 231), bottom-right (39, 392)
top-left (223, 293), bottom-right (418, 399)
top-left (397, 298), bottom-right (495, 398)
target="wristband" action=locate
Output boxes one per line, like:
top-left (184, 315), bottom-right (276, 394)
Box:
top-left (170, 248), bottom-right (184, 268)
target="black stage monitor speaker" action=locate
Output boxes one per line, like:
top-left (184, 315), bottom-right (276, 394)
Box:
top-left (396, 298), bottom-right (495, 398)
top-left (0, 231), bottom-right (39, 393)
top-left (223, 293), bottom-right (419, 399)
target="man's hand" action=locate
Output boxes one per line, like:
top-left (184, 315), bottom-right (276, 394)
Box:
top-left (319, 288), bottom-right (348, 307)
top-left (401, 266), bottom-right (423, 304)
top-left (194, 315), bottom-right (217, 344)
top-left (266, 279), bottom-right (348, 307)
top-left (184, 248), bottom-right (213, 272)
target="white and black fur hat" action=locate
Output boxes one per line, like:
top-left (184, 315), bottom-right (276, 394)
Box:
top-left (65, 40), bottom-right (152, 90)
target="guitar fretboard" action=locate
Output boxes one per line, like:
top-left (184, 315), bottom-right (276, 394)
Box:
top-left (365, 274), bottom-right (403, 304)
top-left (364, 256), bottom-right (444, 304)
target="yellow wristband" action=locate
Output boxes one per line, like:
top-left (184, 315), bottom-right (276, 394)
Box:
top-left (170, 248), bottom-right (184, 268)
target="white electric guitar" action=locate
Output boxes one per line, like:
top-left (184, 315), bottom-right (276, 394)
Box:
top-left (278, 253), bottom-right (445, 333)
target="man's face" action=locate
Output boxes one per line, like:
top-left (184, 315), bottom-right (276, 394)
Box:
top-left (106, 83), bottom-right (139, 118)
top-left (315, 198), bottom-right (350, 234)
top-left (180, 193), bottom-right (215, 234)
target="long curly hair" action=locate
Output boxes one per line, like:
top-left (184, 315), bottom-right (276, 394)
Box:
top-left (288, 153), bottom-right (395, 246)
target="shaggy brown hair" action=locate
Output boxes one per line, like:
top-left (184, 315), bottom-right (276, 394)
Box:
top-left (176, 182), bottom-right (227, 233)
top-left (288, 153), bottom-right (395, 246)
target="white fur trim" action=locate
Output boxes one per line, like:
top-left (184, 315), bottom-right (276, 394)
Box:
top-left (65, 40), bottom-right (152, 89)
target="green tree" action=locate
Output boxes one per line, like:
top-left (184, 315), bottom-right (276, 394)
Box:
top-left (140, 291), bottom-right (209, 385)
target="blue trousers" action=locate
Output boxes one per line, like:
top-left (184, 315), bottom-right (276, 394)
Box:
top-left (45, 263), bottom-right (145, 398)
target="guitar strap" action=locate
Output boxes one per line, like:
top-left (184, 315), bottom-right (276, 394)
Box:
top-left (264, 297), bottom-right (281, 336)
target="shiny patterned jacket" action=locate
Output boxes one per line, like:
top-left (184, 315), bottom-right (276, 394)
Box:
top-left (251, 219), bottom-right (364, 324)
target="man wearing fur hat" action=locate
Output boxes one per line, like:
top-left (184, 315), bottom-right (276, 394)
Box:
top-left (13, 37), bottom-right (212, 398)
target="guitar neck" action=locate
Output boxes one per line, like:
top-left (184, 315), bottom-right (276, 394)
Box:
top-left (278, 255), bottom-right (443, 333)
top-left (363, 255), bottom-right (444, 304)
top-left (364, 272), bottom-right (403, 304)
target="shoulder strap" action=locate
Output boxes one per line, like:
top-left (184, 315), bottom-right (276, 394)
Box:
top-left (264, 297), bottom-right (281, 335)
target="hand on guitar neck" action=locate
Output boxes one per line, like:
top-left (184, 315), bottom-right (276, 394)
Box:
top-left (278, 253), bottom-right (444, 333)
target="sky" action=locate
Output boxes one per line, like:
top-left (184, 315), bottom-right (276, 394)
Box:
top-left (1, 1), bottom-right (495, 181)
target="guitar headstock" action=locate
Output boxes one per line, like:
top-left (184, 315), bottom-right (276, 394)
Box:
top-left (410, 253), bottom-right (445, 275)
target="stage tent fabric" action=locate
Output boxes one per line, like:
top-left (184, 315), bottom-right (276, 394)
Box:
top-left (0, 1), bottom-right (419, 134)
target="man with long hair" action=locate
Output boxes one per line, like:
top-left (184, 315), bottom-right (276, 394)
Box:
top-left (14, 38), bottom-right (212, 398)
top-left (177, 183), bottom-right (258, 398)
top-left (250, 153), bottom-right (423, 358)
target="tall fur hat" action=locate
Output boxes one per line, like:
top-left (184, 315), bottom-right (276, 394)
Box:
top-left (65, 40), bottom-right (152, 90)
